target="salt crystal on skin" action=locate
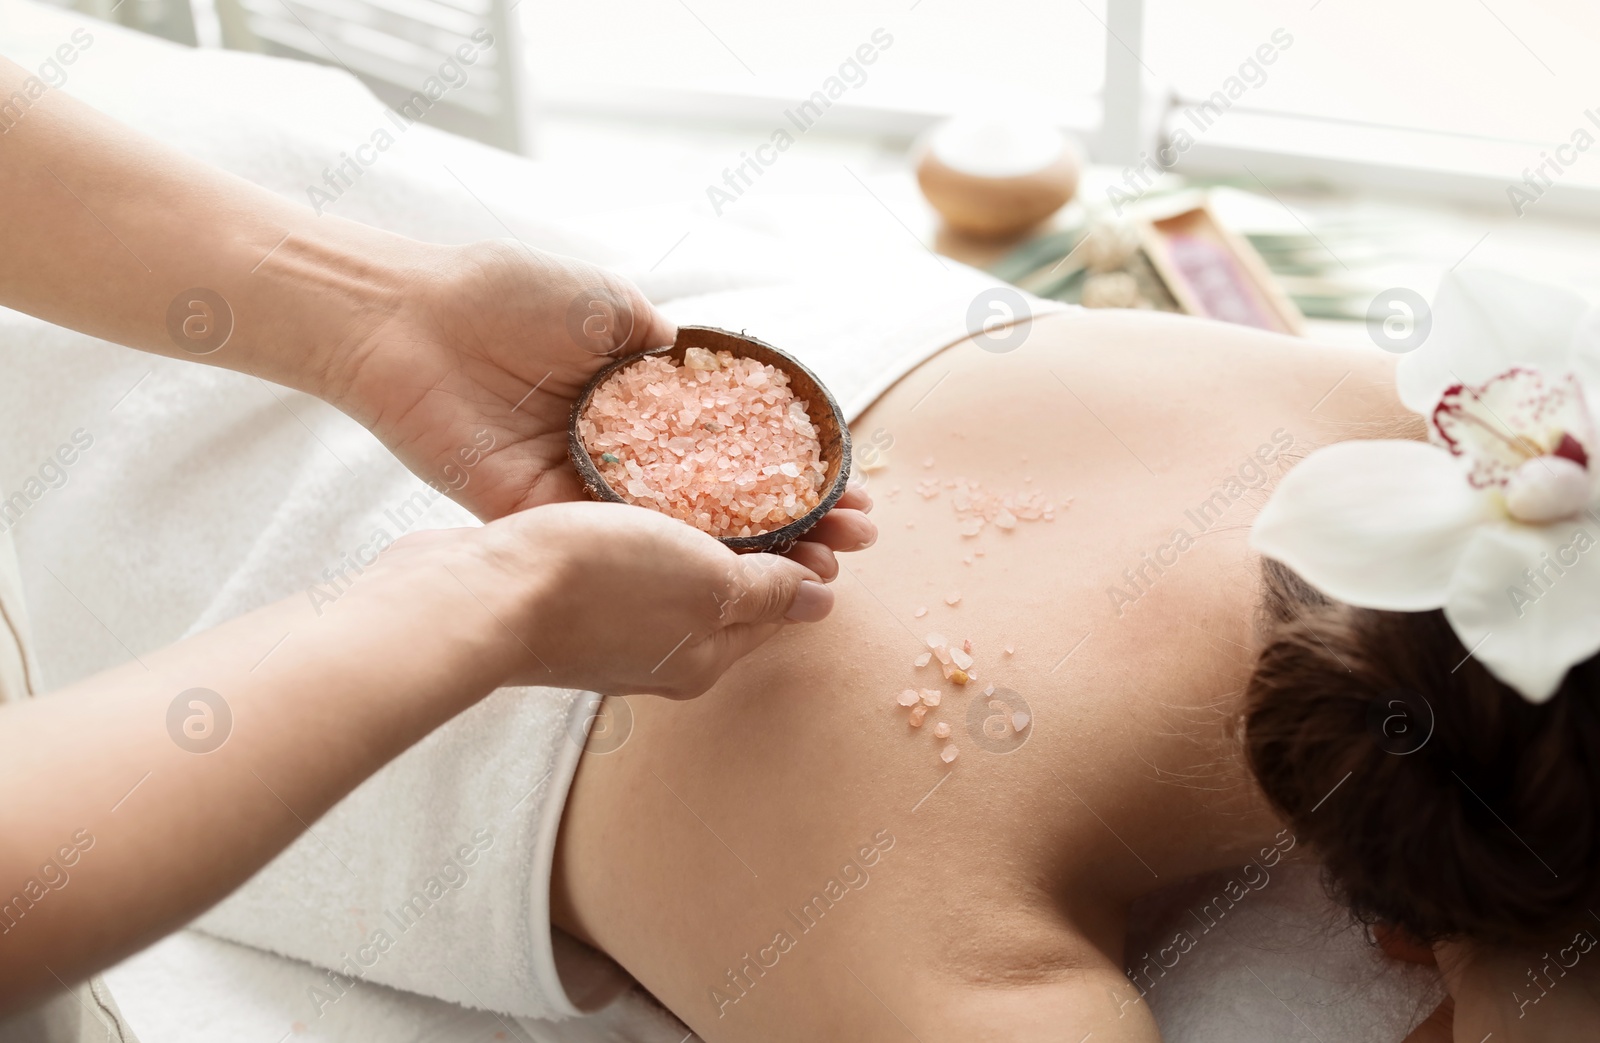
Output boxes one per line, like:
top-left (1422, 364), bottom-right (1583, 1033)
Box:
top-left (920, 689), bottom-right (941, 707)
top-left (925, 632), bottom-right (947, 649)
top-left (914, 607), bottom-right (928, 618)
top-left (896, 689), bottom-right (920, 707)
top-left (1004, 644), bottom-right (1014, 656)
top-left (909, 705), bottom-right (928, 727)
top-left (950, 648), bottom-right (973, 671)
top-left (933, 722), bottom-right (951, 738)
top-left (945, 593), bottom-right (961, 606)
top-left (1012, 712), bottom-right (1030, 732)
top-left (940, 746), bottom-right (960, 764)
top-left (923, 457), bottom-right (935, 468)
top-left (579, 349), bottom-right (825, 538)
top-left (983, 683), bottom-right (996, 697)
top-left (914, 652), bottom-right (932, 667)
top-left (962, 638), bottom-right (973, 653)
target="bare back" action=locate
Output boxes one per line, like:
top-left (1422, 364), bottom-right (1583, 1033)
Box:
top-left (552, 308), bottom-right (1402, 1042)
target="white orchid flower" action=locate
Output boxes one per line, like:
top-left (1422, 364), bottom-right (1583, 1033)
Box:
top-left (1251, 270), bottom-right (1600, 703)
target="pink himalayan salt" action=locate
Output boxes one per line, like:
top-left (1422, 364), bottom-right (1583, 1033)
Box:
top-left (983, 682), bottom-right (996, 697)
top-left (578, 349), bottom-right (826, 538)
top-left (909, 705), bottom-right (928, 727)
top-left (919, 688), bottom-right (941, 707)
top-left (896, 689), bottom-right (920, 707)
top-left (944, 592), bottom-right (962, 606)
top-left (950, 648), bottom-right (973, 671)
top-left (1012, 712), bottom-right (1031, 732)
top-left (913, 651), bottom-right (932, 668)
top-left (1003, 644), bottom-right (1014, 656)
top-left (962, 638), bottom-right (973, 653)
top-left (932, 722), bottom-right (952, 739)
top-left (940, 745), bottom-right (960, 764)
top-left (914, 606), bottom-right (928, 618)
top-left (941, 476), bottom-right (1064, 537)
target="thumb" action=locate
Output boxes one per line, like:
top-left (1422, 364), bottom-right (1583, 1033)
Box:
top-left (617, 280), bottom-right (677, 352)
top-left (720, 554), bottom-right (833, 626)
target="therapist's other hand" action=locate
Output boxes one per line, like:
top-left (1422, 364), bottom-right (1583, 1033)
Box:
top-left (328, 240), bottom-right (674, 521)
top-left (385, 500), bottom-right (834, 699)
top-left (325, 238), bottom-right (878, 555)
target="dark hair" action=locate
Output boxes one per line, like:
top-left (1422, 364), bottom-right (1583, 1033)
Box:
top-left (1244, 558), bottom-right (1600, 947)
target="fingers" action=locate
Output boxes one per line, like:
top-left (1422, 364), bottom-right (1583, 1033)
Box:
top-left (835, 482), bottom-right (873, 513)
top-left (619, 281), bottom-right (676, 352)
top-left (784, 579), bottom-right (833, 622)
top-left (719, 554), bottom-right (833, 627)
top-left (802, 508), bottom-right (876, 553)
top-left (783, 540), bottom-right (838, 582)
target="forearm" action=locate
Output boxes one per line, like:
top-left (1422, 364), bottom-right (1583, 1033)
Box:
top-left (0, 54), bottom-right (440, 391)
top-left (0, 545), bottom-right (518, 1009)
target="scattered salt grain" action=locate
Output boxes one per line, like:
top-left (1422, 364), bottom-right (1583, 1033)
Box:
top-left (923, 456), bottom-right (935, 468)
top-left (913, 652), bottom-right (932, 668)
top-left (909, 705), bottom-right (928, 727)
top-left (1003, 644), bottom-right (1014, 656)
top-left (914, 606), bottom-right (928, 618)
top-left (919, 688), bottom-right (941, 707)
top-left (983, 683), bottom-right (996, 697)
top-left (940, 745), bottom-right (960, 764)
top-left (932, 722), bottom-right (952, 739)
top-left (1012, 712), bottom-right (1031, 732)
top-left (944, 592), bottom-right (962, 606)
top-left (962, 638), bottom-right (973, 653)
top-left (949, 648), bottom-right (973, 671)
top-left (896, 689), bottom-right (920, 707)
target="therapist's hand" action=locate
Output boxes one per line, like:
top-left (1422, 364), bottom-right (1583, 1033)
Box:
top-left (323, 238), bottom-right (877, 561)
top-left (383, 499), bottom-right (835, 699)
top-left (327, 240), bottom-right (674, 520)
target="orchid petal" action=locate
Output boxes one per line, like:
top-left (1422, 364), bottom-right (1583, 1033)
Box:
top-left (1443, 519), bottom-right (1600, 702)
top-left (1431, 368), bottom-right (1595, 487)
top-left (1251, 440), bottom-right (1496, 611)
top-left (1397, 271), bottom-right (1589, 415)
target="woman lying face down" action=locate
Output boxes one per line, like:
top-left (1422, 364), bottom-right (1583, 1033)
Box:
top-left (551, 303), bottom-right (1600, 1043)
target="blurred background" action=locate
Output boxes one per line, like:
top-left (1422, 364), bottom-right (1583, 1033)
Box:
top-left (35, 0), bottom-right (1600, 343)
